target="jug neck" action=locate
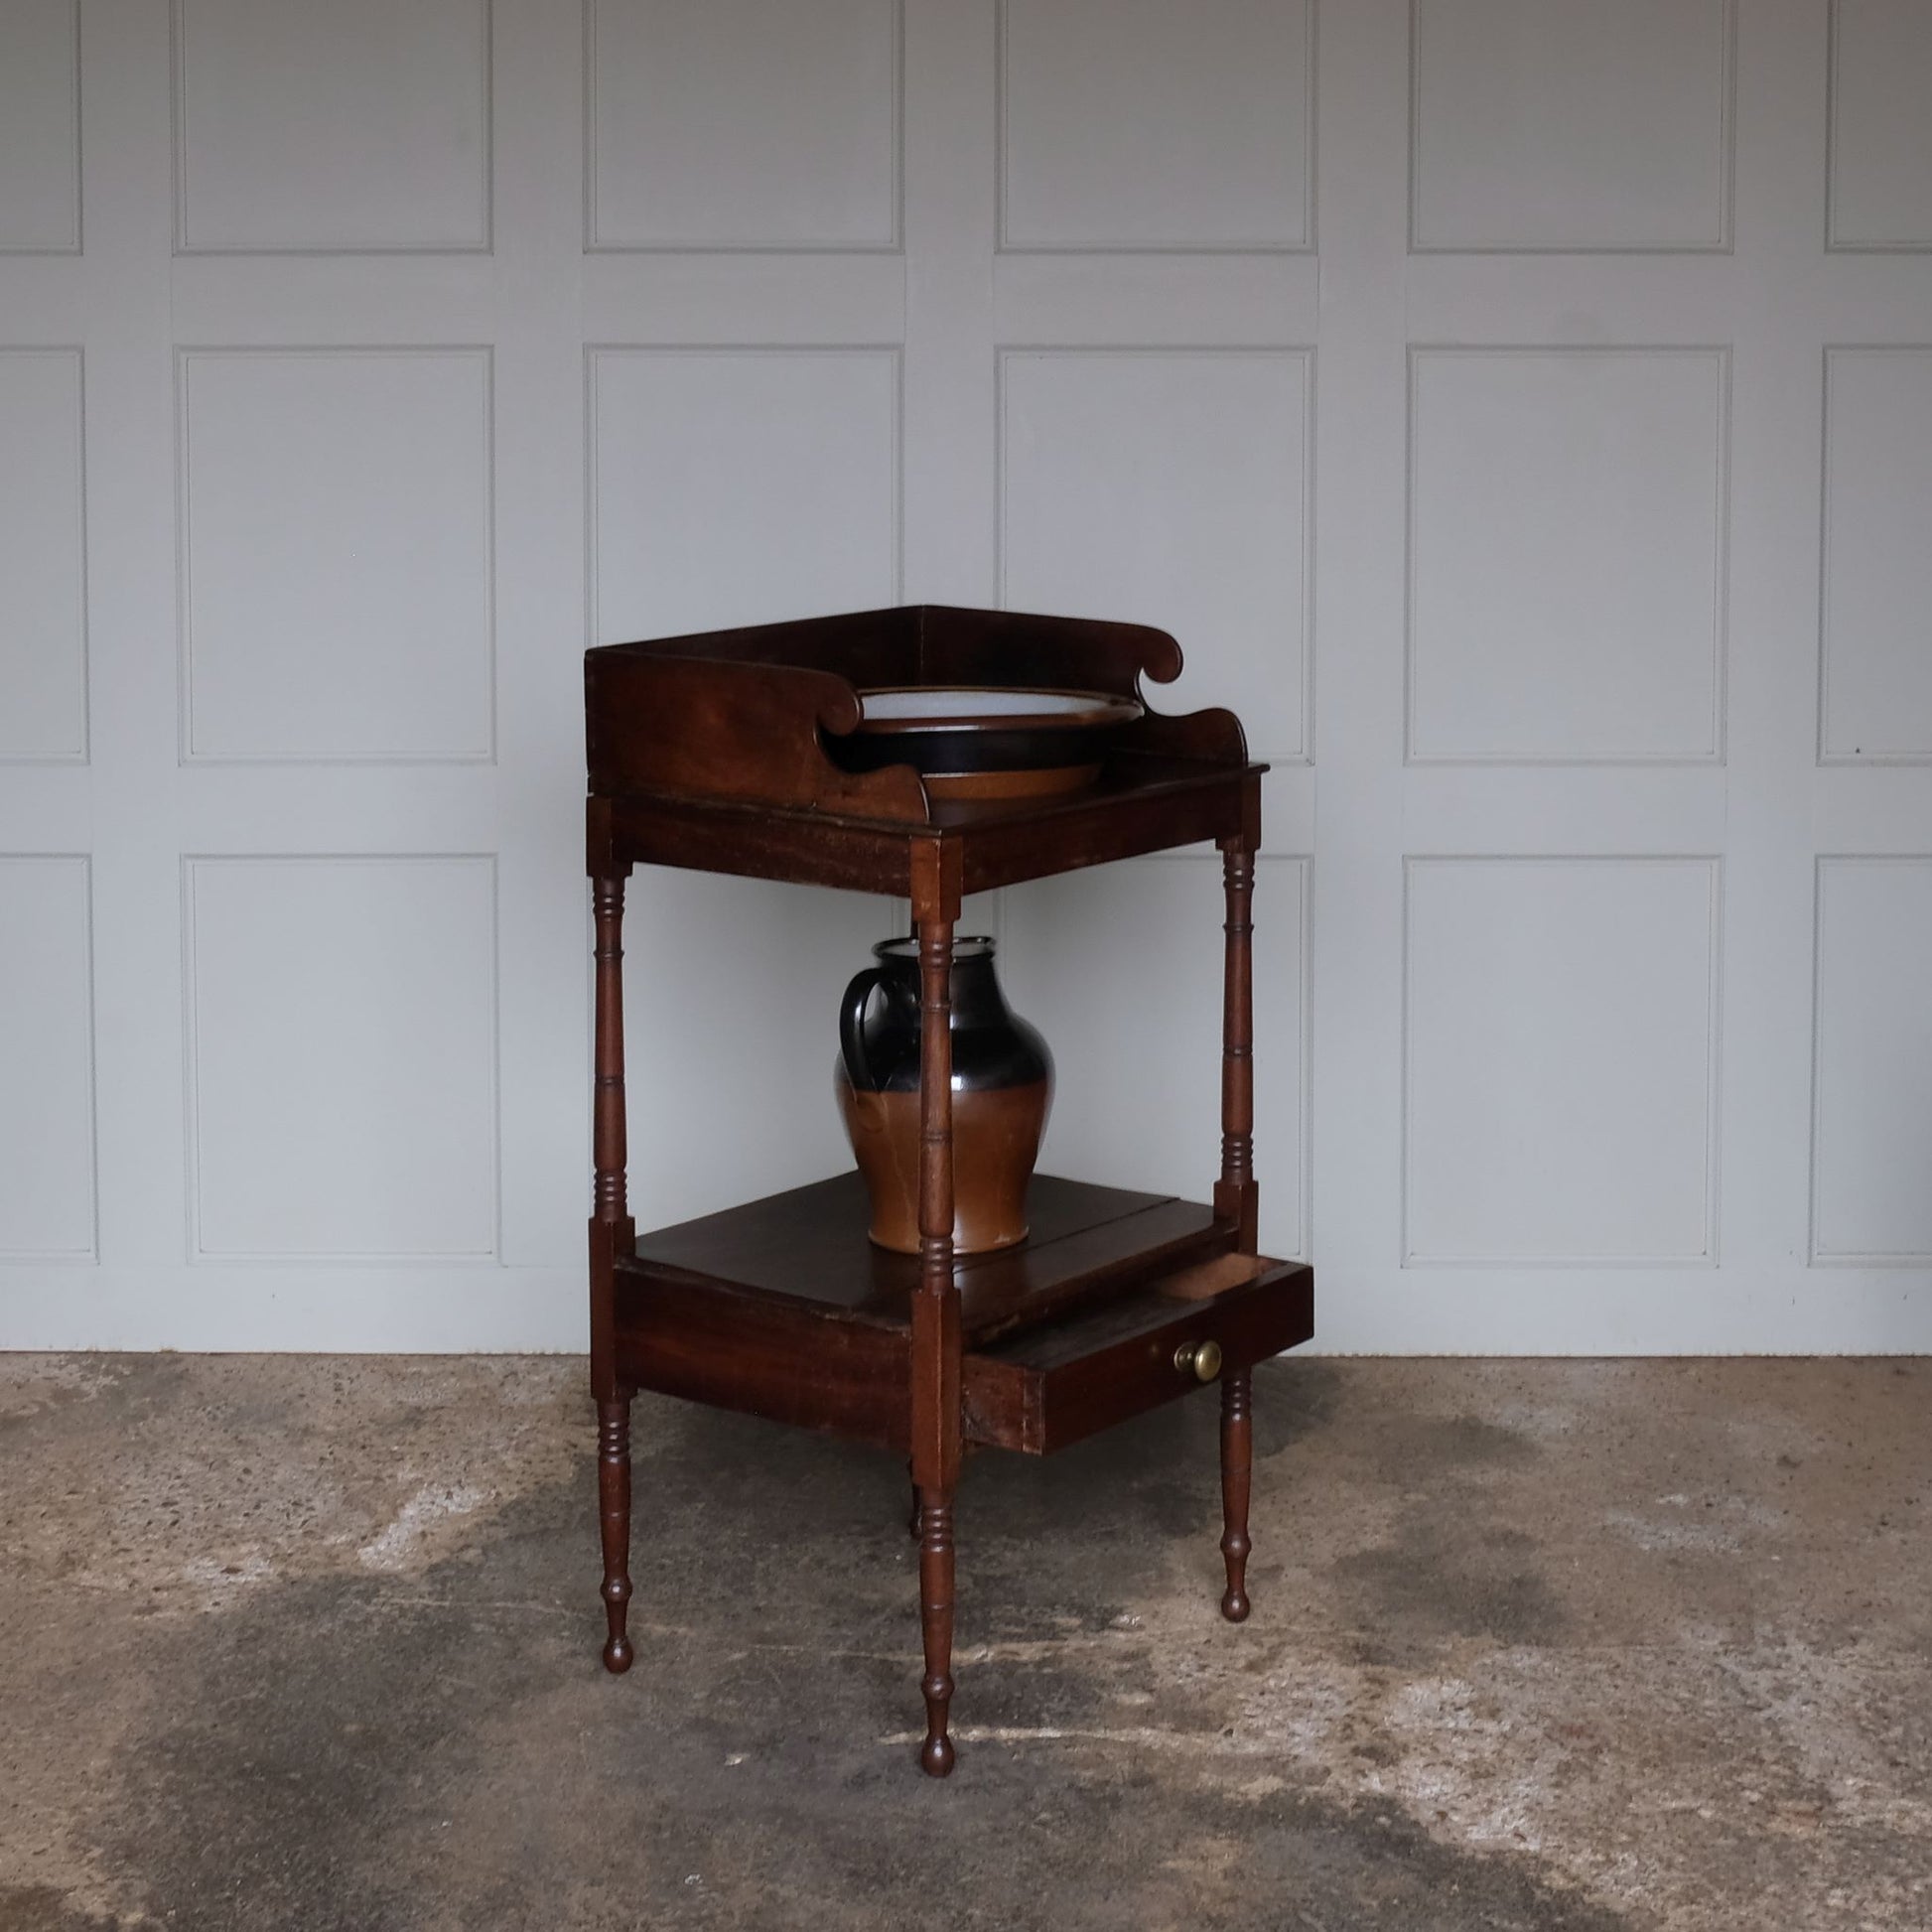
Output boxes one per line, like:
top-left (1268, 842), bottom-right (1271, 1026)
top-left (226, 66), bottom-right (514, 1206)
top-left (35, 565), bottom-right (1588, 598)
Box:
top-left (873, 935), bottom-right (1008, 1025)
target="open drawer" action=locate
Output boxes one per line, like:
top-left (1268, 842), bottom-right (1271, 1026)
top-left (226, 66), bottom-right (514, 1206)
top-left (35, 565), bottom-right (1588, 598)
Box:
top-left (962, 1252), bottom-right (1313, 1455)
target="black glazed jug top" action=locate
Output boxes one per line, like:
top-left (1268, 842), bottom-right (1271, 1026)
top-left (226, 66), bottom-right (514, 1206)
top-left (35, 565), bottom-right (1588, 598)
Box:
top-left (839, 934), bottom-right (1050, 1094)
top-left (871, 935), bottom-right (995, 963)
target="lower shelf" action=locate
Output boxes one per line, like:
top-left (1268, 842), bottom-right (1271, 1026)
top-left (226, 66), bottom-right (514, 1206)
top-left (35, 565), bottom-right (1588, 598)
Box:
top-left (612, 1173), bottom-right (1314, 1456)
top-left (621, 1171), bottom-right (1234, 1344)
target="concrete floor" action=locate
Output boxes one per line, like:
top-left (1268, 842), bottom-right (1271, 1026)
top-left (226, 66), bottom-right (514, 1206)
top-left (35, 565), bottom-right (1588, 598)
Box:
top-left (0, 1355), bottom-right (1926, 1931)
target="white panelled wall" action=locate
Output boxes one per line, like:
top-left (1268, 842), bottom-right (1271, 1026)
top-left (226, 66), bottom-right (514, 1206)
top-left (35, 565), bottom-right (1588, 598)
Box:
top-left (1, 0), bottom-right (1930, 1351)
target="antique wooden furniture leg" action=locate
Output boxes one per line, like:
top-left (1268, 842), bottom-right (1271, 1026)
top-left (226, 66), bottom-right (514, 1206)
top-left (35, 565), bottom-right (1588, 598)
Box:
top-left (1215, 835), bottom-right (1258, 1619)
top-left (1219, 1369), bottom-right (1253, 1620)
top-left (598, 1397), bottom-right (633, 1667)
top-left (1214, 836), bottom-right (1258, 1248)
top-left (591, 862), bottom-right (636, 1674)
top-left (911, 897), bottom-right (962, 1776)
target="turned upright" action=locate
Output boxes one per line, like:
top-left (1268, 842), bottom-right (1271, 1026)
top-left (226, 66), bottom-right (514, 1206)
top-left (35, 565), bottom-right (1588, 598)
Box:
top-left (584, 605), bottom-right (1312, 1776)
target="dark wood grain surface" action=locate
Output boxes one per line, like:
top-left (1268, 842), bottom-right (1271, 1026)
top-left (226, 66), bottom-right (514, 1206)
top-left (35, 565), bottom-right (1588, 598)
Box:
top-left (622, 1172), bottom-right (1234, 1344)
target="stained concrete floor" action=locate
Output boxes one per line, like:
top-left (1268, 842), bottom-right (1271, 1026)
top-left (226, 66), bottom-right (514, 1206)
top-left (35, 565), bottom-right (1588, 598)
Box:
top-left (0, 1355), bottom-right (1926, 1931)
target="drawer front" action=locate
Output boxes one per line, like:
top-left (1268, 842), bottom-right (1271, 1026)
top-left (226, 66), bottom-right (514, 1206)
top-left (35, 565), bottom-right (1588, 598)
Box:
top-left (962, 1259), bottom-right (1312, 1454)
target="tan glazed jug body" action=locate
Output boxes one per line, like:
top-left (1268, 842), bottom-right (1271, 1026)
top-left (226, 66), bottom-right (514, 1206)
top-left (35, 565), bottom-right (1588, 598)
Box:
top-left (834, 936), bottom-right (1052, 1255)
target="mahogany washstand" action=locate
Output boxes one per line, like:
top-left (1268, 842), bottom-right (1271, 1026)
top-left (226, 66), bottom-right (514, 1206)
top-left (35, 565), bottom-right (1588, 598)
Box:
top-left (584, 605), bottom-right (1314, 1776)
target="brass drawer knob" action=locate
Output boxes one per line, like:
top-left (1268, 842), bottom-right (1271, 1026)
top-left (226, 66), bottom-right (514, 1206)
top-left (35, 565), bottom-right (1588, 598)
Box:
top-left (1173, 1337), bottom-right (1222, 1382)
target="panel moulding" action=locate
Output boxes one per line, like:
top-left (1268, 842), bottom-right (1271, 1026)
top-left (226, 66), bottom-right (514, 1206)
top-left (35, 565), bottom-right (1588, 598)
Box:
top-left (174, 345), bottom-right (497, 765)
top-left (180, 853), bottom-right (502, 1264)
top-left (1810, 854), bottom-right (1932, 1264)
top-left (1407, 0), bottom-right (1735, 254)
top-left (583, 0), bottom-right (903, 253)
top-left (1826, 0), bottom-right (1932, 252)
top-left (171, 0), bottom-right (494, 255)
top-left (1400, 853), bottom-right (1724, 1268)
top-left (0, 0), bottom-right (81, 255)
top-left (0, 345), bottom-right (88, 763)
top-left (0, 854), bottom-right (97, 1261)
top-left (1404, 345), bottom-right (1730, 766)
top-left (1818, 345), bottom-right (1932, 764)
top-left (996, 0), bottom-right (1315, 254)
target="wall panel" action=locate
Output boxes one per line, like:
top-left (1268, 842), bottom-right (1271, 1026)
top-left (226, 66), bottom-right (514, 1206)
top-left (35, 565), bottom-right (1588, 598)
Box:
top-left (1412, 0), bottom-right (1731, 250)
top-left (1812, 857), bottom-right (1932, 1263)
top-left (1001, 0), bottom-right (1312, 250)
top-left (1408, 348), bottom-right (1727, 763)
top-left (185, 856), bottom-right (498, 1260)
top-left (1405, 858), bottom-right (1721, 1265)
top-left (587, 0), bottom-right (899, 249)
top-left (0, 0), bottom-right (80, 252)
top-left (174, 0), bottom-right (490, 251)
top-left (0, 350), bottom-right (87, 760)
top-left (0, 858), bottom-right (95, 1258)
top-left (1821, 348), bottom-right (1932, 761)
top-left (179, 349), bottom-right (494, 761)
top-left (1829, 0), bottom-right (1932, 250)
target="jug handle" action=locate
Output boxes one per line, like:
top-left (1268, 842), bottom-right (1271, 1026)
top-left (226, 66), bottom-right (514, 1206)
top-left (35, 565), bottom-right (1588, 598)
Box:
top-left (839, 966), bottom-right (893, 1089)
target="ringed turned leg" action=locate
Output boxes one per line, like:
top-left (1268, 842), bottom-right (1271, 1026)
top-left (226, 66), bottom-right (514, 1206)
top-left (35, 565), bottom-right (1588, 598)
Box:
top-left (917, 1486), bottom-right (956, 1775)
top-left (1219, 1368), bottom-right (1253, 1621)
top-left (1214, 832), bottom-right (1259, 1621)
top-left (1214, 838), bottom-right (1258, 1247)
top-left (599, 1395), bottom-right (634, 1670)
top-left (911, 911), bottom-right (961, 1776)
top-left (589, 857), bottom-right (636, 1674)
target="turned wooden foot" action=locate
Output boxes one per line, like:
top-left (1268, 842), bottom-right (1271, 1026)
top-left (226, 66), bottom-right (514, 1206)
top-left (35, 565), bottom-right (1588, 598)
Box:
top-left (598, 1395), bottom-right (634, 1672)
top-left (1219, 1369), bottom-right (1252, 1622)
top-left (916, 1489), bottom-right (956, 1775)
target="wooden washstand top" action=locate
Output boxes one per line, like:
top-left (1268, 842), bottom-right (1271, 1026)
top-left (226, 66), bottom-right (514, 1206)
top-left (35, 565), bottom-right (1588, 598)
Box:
top-left (585, 604), bottom-right (1268, 897)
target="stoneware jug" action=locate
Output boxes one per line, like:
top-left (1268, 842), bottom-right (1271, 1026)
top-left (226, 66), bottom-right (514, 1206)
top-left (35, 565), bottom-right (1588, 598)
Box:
top-left (835, 936), bottom-right (1052, 1255)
